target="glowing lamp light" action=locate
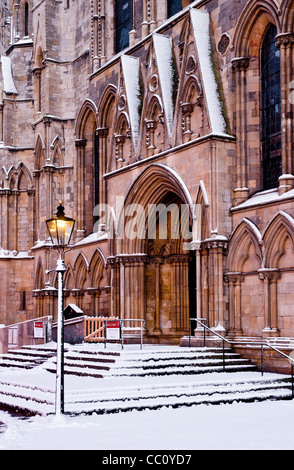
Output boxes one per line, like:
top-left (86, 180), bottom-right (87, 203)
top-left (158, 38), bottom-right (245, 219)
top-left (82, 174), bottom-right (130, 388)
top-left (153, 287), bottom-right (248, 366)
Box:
top-left (46, 202), bottom-right (75, 249)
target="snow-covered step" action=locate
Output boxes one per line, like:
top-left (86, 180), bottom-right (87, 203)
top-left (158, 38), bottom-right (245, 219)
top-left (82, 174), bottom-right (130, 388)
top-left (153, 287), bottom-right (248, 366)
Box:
top-left (0, 380), bottom-right (55, 416)
top-left (42, 348), bottom-right (257, 378)
top-left (104, 364), bottom-right (257, 377)
top-left (0, 346), bottom-right (56, 371)
top-left (64, 377), bottom-right (293, 415)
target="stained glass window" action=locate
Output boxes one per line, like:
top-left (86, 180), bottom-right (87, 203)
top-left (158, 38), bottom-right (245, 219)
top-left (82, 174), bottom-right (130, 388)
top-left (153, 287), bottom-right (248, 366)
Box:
top-left (261, 24), bottom-right (282, 190)
top-left (167, 0), bottom-right (183, 18)
top-left (115, 0), bottom-right (131, 53)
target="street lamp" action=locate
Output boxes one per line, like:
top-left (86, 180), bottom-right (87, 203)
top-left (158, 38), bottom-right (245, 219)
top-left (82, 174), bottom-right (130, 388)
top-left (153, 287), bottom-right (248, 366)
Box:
top-left (46, 202), bottom-right (75, 415)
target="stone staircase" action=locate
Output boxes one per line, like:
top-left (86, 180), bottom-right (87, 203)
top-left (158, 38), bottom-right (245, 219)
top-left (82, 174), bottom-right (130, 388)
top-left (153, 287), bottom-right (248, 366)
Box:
top-left (0, 344), bottom-right (293, 416)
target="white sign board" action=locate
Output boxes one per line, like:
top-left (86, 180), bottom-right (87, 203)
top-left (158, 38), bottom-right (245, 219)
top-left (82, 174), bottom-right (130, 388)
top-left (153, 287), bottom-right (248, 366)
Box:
top-left (106, 321), bottom-right (120, 340)
top-left (34, 321), bottom-right (44, 339)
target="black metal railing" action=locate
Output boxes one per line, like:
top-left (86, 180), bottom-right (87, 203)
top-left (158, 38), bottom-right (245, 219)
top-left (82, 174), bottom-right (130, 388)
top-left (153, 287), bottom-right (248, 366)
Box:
top-left (189, 318), bottom-right (294, 397)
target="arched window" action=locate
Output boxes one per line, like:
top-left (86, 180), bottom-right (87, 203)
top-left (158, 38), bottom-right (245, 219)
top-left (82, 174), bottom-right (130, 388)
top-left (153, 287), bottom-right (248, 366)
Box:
top-left (261, 24), bottom-right (282, 190)
top-left (115, 0), bottom-right (131, 53)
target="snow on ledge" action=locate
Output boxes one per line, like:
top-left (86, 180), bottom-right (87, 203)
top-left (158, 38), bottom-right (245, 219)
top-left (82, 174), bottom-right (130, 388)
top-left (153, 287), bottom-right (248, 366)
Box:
top-left (0, 56), bottom-right (17, 95)
top-left (231, 187), bottom-right (294, 211)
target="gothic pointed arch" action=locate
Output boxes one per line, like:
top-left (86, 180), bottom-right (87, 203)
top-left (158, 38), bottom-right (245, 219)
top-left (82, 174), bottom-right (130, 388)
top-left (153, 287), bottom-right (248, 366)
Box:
top-left (35, 257), bottom-right (44, 290)
top-left (0, 165), bottom-right (14, 189)
top-left (75, 100), bottom-right (99, 235)
top-left (233, 0), bottom-right (281, 58)
top-left (75, 99), bottom-right (98, 139)
top-left (263, 211), bottom-right (294, 268)
top-left (64, 263), bottom-right (74, 291)
top-left (50, 135), bottom-right (65, 168)
top-left (143, 94), bottom-right (165, 157)
top-left (114, 111), bottom-right (131, 167)
top-left (89, 248), bottom-right (108, 288)
top-left (97, 84), bottom-right (117, 129)
top-left (74, 252), bottom-right (89, 290)
top-left (119, 163), bottom-right (194, 255)
top-left (195, 180), bottom-right (210, 241)
top-left (281, 0), bottom-right (294, 30)
top-left (16, 162), bottom-right (33, 190)
top-left (34, 133), bottom-right (45, 170)
top-left (97, 84), bottom-right (117, 175)
top-left (228, 219), bottom-right (262, 273)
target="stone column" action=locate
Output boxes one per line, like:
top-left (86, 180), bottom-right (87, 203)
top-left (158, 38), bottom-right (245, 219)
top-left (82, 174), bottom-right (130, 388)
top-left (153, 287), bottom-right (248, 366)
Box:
top-left (93, 0), bottom-right (107, 71)
top-left (154, 259), bottom-right (162, 335)
top-left (145, 120), bottom-right (157, 157)
top-left (142, 0), bottom-right (156, 37)
top-left (0, 189), bottom-right (11, 251)
top-left (203, 237), bottom-right (228, 329)
top-left (14, 0), bottom-right (20, 40)
top-left (225, 273), bottom-right (245, 337)
top-left (231, 57), bottom-right (250, 205)
top-left (13, 189), bottom-right (20, 251)
top-left (181, 103), bottom-right (194, 143)
top-left (259, 269), bottom-right (281, 338)
top-left (114, 134), bottom-right (126, 168)
top-left (96, 127), bottom-right (109, 206)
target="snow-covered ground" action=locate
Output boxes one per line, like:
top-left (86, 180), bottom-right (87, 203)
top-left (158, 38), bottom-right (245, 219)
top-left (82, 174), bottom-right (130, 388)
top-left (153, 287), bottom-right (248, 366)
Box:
top-left (1, 399), bottom-right (294, 450)
top-left (0, 343), bottom-right (294, 450)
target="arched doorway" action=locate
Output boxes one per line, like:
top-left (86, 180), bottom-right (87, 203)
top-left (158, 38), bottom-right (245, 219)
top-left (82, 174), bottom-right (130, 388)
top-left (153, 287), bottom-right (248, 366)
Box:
top-left (144, 190), bottom-right (195, 341)
top-left (116, 164), bottom-right (196, 343)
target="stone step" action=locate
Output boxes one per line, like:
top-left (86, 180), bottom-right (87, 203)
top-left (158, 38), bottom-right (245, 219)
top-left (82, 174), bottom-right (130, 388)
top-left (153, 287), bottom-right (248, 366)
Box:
top-left (0, 380), bottom-right (55, 416)
top-left (41, 346), bottom-right (257, 378)
top-left (66, 378), bottom-right (293, 415)
top-left (0, 375), bottom-right (292, 417)
top-left (0, 344), bottom-right (258, 379)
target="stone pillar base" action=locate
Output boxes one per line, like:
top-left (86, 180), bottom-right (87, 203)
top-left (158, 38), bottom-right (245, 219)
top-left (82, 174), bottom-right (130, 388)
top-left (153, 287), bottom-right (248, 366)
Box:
top-left (262, 327), bottom-right (280, 338)
top-left (278, 174), bottom-right (294, 195)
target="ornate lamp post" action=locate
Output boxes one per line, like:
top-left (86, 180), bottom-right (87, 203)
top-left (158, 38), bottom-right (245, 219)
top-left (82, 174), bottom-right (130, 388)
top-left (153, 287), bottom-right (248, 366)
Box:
top-left (46, 202), bottom-right (75, 415)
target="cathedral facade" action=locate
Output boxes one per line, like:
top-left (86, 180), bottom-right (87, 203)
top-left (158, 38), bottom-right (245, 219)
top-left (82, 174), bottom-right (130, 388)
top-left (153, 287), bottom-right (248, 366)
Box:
top-left (0, 0), bottom-right (294, 345)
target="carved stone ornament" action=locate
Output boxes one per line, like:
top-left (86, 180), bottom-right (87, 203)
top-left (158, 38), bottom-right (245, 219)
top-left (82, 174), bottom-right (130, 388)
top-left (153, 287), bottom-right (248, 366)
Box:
top-left (186, 56), bottom-right (197, 75)
top-left (218, 33), bottom-right (231, 55)
top-left (231, 57), bottom-right (250, 72)
top-left (275, 33), bottom-right (294, 49)
top-left (149, 74), bottom-right (159, 92)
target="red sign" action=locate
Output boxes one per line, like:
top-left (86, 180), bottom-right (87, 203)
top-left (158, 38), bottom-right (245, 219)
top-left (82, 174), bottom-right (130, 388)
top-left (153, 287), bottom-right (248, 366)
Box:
top-left (106, 321), bottom-right (120, 329)
top-left (34, 321), bottom-right (44, 338)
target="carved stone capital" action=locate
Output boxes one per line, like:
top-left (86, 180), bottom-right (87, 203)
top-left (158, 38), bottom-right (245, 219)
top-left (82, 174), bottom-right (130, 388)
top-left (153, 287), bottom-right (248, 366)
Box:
top-left (224, 272), bottom-right (245, 285)
top-left (231, 57), bottom-right (250, 72)
top-left (181, 102), bottom-right (194, 116)
top-left (75, 138), bottom-right (87, 148)
top-left (258, 269), bottom-right (281, 282)
top-left (275, 33), bottom-right (294, 49)
top-left (96, 127), bottom-right (109, 137)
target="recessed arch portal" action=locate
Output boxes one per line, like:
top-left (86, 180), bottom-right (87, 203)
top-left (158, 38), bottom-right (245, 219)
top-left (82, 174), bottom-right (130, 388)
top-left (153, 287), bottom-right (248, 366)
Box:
top-left (116, 163), bottom-right (196, 341)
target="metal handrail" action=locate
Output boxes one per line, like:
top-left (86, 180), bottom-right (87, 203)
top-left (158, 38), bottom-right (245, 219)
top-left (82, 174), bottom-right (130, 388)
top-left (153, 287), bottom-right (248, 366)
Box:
top-left (189, 318), bottom-right (294, 397)
top-left (121, 319), bottom-right (146, 350)
top-left (104, 318), bottom-right (146, 350)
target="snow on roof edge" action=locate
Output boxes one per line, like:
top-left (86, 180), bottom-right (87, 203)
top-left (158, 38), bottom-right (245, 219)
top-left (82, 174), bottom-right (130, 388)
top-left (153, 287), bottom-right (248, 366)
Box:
top-left (190, 9), bottom-right (226, 134)
top-left (153, 33), bottom-right (175, 137)
top-left (121, 54), bottom-right (141, 150)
